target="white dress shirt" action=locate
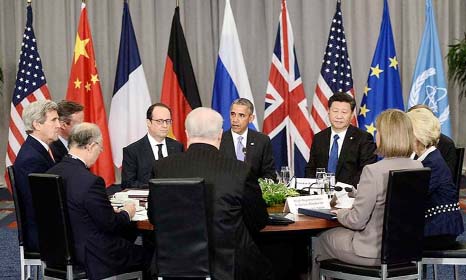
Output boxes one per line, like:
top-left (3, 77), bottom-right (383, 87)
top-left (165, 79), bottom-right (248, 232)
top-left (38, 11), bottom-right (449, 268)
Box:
top-left (329, 128), bottom-right (348, 158)
top-left (147, 134), bottom-right (168, 160)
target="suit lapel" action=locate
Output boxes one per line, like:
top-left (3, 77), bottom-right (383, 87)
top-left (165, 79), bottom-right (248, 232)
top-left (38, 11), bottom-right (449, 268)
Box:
top-left (222, 131), bottom-right (236, 159)
top-left (28, 136), bottom-right (55, 166)
top-left (322, 128), bottom-right (332, 168)
top-left (245, 131), bottom-right (256, 164)
top-left (142, 135), bottom-right (156, 164)
top-left (336, 126), bottom-right (355, 175)
top-left (166, 138), bottom-right (176, 155)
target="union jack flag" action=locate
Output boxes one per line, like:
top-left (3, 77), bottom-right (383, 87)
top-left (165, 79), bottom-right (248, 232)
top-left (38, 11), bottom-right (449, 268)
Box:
top-left (310, 0), bottom-right (356, 144)
top-left (5, 4), bottom-right (51, 190)
top-left (263, 0), bottom-right (312, 178)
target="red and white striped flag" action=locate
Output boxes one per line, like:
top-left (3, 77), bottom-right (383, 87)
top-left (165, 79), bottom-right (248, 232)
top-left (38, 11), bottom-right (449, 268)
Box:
top-left (4, 4), bottom-right (51, 191)
top-left (310, 1), bottom-right (356, 146)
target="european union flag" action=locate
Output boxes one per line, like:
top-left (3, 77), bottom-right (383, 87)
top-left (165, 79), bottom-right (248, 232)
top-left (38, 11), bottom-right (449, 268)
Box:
top-left (358, 0), bottom-right (403, 136)
top-left (408, 0), bottom-right (451, 137)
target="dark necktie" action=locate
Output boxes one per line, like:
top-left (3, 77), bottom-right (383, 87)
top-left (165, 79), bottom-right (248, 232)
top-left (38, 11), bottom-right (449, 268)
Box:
top-left (156, 144), bottom-right (164, 160)
top-left (327, 134), bottom-right (339, 173)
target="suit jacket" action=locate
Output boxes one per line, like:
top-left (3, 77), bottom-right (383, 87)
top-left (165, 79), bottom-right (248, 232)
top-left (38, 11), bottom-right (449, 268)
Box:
top-left (14, 135), bottom-right (56, 252)
top-left (421, 149), bottom-right (464, 237)
top-left (437, 133), bottom-right (457, 178)
top-left (305, 125), bottom-right (377, 186)
top-left (148, 143), bottom-right (273, 280)
top-left (220, 129), bottom-right (277, 181)
top-left (121, 135), bottom-right (183, 189)
top-left (47, 157), bottom-right (147, 279)
top-left (50, 138), bottom-right (68, 163)
top-left (337, 158), bottom-right (423, 259)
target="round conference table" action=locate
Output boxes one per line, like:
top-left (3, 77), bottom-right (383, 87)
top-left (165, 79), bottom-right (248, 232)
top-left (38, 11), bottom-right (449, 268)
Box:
top-left (136, 213), bottom-right (339, 232)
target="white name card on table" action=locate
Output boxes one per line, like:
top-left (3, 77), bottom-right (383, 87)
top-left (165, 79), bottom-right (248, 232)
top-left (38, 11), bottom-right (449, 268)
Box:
top-left (289, 178), bottom-right (316, 190)
top-left (284, 195), bottom-right (331, 214)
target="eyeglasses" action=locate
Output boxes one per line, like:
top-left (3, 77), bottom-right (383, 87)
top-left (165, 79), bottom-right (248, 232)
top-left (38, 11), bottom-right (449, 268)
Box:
top-left (150, 119), bottom-right (173, 125)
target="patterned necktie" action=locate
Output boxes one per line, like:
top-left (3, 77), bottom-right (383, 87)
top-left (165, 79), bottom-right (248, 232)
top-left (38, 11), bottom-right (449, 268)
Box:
top-left (48, 148), bottom-right (55, 162)
top-left (327, 134), bottom-right (339, 173)
top-left (156, 144), bottom-right (164, 160)
top-left (236, 136), bottom-right (245, 161)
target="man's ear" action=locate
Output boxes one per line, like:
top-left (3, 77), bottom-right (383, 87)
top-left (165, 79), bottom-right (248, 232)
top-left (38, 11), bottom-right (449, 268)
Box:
top-left (32, 119), bottom-right (41, 131)
top-left (248, 114), bottom-right (255, 124)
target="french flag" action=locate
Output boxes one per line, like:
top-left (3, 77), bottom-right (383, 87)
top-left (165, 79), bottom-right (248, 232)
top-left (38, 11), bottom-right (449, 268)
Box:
top-left (109, 1), bottom-right (152, 168)
top-left (211, 0), bottom-right (258, 131)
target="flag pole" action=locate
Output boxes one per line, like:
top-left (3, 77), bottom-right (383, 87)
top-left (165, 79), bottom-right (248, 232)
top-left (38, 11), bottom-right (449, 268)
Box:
top-left (27, 0), bottom-right (31, 4)
top-left (176, 0), bottom-right (179, 7)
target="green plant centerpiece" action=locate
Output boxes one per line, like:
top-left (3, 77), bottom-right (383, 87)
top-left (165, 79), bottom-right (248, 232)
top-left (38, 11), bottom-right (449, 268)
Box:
top-left (259, 178), bottom-right (299, 207)
top-left (447, 33), bottom-right (466, 99)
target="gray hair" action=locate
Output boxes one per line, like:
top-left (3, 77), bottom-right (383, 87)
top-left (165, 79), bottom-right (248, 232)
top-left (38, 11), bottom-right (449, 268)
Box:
top-left (231, 98), bottom-right (254, 114)
top-left (185, 107), bottom-right (223, 140)
top-left (68, 122), bottom-right (102, 149)
top-left (22, 100), bottom-right (58, 134)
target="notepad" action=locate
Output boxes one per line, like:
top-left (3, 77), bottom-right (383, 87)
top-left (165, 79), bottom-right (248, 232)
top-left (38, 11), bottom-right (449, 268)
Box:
top-left (298, 208), bottom-right (337, 220)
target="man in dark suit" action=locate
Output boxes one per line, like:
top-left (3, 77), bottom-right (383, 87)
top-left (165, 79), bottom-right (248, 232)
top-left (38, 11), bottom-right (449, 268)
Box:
top-left (408, 104), bottom-right (457, 177)
top-left (121, 103), bottom-right (184, 189)
top-left (50, 100), bottom-right (84, 163)
top-left (148, 107), bottom-right (273, 280)
top-left (219, 98), bottom-right (277, 181)
top-left (305, 93), bottom-right (377, 187)
top-left (14, 100), bottom-right (60, 252)
top-left (47, 122), bottom-right (150, 279)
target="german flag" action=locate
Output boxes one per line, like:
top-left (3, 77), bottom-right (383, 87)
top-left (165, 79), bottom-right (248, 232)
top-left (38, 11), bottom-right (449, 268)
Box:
top-left (160, 6), bottom-right (202, 147)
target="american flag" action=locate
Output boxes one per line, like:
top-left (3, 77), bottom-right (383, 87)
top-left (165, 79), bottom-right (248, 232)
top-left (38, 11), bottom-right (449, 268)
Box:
top-left (263, 0), bottom-right (312, 178)
top-left (310, 0), bottom-right (356, 144)
top-left (5, 5), bottom-right (51, 187)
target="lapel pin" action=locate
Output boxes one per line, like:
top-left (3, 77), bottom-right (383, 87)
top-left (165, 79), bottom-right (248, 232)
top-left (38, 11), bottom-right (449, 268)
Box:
top-left (350, 136), bottom-right (354, 140)
top-left (250, 142), bottom-right (255, 146)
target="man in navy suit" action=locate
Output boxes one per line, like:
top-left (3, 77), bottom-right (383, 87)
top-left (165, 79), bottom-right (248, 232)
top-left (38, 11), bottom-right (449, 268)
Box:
top-left (305, 93), bottom-right (377, 187)
top-left (121, 103), bottom-right (184, 189)
top-left (48, 122), bottom-right (150, 279)
top-left (219, 98), bottom-right (277, 181)
top-left (50, 100), bottom-right (84, 163)
top-left (14, 99), bottom-right (60, 252)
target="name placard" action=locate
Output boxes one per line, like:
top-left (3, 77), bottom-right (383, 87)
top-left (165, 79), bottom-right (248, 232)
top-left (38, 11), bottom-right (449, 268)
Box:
top-left (289, 177), bottom-right (316, 190)
top-left (284, 195), bottom-right (331, 214)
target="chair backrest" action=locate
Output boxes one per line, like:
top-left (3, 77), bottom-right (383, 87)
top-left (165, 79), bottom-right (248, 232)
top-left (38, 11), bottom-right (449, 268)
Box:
top-left (454, 147), bottom-right (465, 191)
top-left (7, 165), bottom-right (27, 248)
top-left (381, 168), bottom-right (431, 265)
top-left (28, 173), bottom-right (75, 269)
top-left (148, 178), bottom-right (210, 278)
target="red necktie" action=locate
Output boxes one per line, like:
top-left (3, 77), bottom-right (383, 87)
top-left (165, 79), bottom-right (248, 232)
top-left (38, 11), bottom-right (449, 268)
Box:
top-left (48, 148), bottom-right (55, 162)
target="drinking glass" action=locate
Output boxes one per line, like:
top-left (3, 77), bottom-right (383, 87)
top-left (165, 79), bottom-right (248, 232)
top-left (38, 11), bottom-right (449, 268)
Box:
top-left (280, 166), bottom-right (290, 185)
top-left (326, 172), bottom-right (335, 198)
top-left (316, 168), bottom-right (326, 194)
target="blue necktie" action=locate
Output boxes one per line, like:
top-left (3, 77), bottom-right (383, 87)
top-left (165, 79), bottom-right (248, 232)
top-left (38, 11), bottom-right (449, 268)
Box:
top-left (327, 135), bottom-right (339, 173)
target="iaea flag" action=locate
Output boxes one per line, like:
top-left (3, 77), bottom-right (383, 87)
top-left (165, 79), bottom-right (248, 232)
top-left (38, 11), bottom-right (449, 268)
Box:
top-left (408, 0), bottom-right (451, 137)
top-left (212, 0), bottom-right (258, 131)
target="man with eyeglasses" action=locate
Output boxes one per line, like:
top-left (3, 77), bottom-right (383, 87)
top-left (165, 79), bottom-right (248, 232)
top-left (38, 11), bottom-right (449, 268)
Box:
top-left (121, 103), bottom-right (183, 189)
top-left (50, 100), bottom-right (84, 162)
top-left (219, 98), bottom-right (277, 181)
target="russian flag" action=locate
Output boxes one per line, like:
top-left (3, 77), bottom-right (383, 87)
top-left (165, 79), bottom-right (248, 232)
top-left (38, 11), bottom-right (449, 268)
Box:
top-left (212, 0), bottom-right (258, 131)
top-left (109, 1), bottom-right (152, 168)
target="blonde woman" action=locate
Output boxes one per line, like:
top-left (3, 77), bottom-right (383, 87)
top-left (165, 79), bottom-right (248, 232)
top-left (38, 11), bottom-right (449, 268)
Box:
top-left (312, 109), bottom-right (422, 279)
top-left (407, 108), bottom-right (464, 249)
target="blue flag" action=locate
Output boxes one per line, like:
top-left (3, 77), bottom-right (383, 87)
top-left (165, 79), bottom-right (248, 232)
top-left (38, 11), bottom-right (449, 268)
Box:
top-left (212, 0), bottom-right (258, 131)
top-left (358, 0), bottom-right (403, 137)
top-left (408, 0), bottom-right (451, 136)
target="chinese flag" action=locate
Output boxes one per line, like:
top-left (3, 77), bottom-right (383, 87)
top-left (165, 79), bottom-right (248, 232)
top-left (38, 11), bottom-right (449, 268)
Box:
top-left (160, 7), bottom-right (202, 147)
top-left (66, 3), bottom-right (115, 186)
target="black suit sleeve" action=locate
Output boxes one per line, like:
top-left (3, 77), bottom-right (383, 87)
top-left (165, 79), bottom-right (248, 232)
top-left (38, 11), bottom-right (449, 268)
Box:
top-left (353, 132), bottom-right (377, 186)
top-left (261, 138), bottom-right (277, 181)
top-left (437, 134), bottom-right (457, 177)
top-left (242, 172), bottom-right (269, 233)
top-left (121, 147), bottom-right (144, 189)
top-left (304, 141), bottom-right (318, 178)
top-left (84, 177), bottom-right (131, 233)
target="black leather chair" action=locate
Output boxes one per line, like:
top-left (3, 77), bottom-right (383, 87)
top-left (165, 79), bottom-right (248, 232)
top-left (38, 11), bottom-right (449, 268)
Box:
top-left (319, 168), bottom-right (431, 280)
top-left (421, 147), bottom-right (466, 280)
top-left (148, 178), bottom-right (211, 279)
top-left (28, 173), bottom-right (142, 280)
top-left (7, 165), bottom-right (41, 280)
top-left (453, 147), bottom-right (464, 190)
